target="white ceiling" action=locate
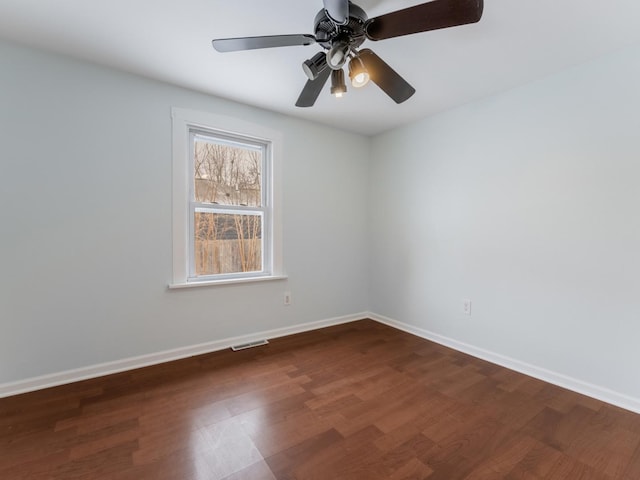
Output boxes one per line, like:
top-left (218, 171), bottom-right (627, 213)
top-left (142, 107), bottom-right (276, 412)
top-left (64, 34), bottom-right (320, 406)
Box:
top-left (1, 0), bottom-right (639, 135)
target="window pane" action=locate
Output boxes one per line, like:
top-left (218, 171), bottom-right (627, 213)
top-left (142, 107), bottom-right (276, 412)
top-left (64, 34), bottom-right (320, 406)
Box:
top-left (194, 212), bottom-right (262, 276)
top-left (194, 137), bottom-right (262, 206)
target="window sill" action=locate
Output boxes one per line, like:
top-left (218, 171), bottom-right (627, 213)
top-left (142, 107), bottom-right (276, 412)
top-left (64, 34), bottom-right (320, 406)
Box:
top-left (168, 275), bottom-right (288, 289)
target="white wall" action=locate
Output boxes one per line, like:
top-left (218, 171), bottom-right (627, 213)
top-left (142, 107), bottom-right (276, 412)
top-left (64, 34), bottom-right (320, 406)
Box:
top-left (369, 44), bottom-right (640, 400)
top-left (0, 41), bottom-right (370, 385)
top-left (3, 36), bottom-right (640, 406)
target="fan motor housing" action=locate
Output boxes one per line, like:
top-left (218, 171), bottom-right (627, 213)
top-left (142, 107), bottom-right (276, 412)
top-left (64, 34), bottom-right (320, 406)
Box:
top-left (314, 2), bottom-right (368, 50)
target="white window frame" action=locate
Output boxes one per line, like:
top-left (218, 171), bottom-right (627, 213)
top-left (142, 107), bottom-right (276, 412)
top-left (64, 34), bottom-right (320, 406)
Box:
top-left (170, 108), bottom-right (284, 288)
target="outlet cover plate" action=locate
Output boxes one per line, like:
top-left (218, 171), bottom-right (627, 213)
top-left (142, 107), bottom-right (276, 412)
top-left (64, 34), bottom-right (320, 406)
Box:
top-left (463, 299), bottom-right (471, 315)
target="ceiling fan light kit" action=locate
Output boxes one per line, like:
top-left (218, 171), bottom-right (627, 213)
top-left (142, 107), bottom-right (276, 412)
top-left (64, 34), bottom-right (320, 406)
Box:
top-left (212, 0), bottom-right (484, 107)
top-left (326, 40), bottom-right (352, 70)
top-left (302, 51), bottom-right (328, 80)
top-left (330, 68), bottom-right (348, 98)
top-left (348, 55), bottom-right (369, 88)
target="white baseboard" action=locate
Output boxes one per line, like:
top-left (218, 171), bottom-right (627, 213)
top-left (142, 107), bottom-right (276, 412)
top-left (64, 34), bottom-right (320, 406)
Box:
top-left (0, 312), bottom-right (367, 398)
top-left (368, 312), bottom-right (640, 415)
top-left (5, 311), bottom-right (640, 416)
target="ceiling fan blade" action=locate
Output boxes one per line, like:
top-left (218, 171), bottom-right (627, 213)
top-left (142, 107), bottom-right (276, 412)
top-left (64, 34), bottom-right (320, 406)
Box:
top-left (212, 34), bottom-right (316, 52)
top-left (365, 0), bottom-right (483, 41)
top-left (323, 0), bottom-right (350, 24)
top-left (296, 67), bottom-right (332, 107)
top-left (358, 49), bottom-right (415, 104)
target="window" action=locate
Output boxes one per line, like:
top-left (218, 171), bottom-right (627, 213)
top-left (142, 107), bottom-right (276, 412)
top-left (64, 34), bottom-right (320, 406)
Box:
top-left (171, 109), bottom-right (283, 287)
top-left (191, 131), bottom-right (268, 279)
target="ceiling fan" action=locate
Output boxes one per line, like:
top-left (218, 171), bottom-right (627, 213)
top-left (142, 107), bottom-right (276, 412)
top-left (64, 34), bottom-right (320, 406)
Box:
top-left (212, 0), bottom-right (483, 107)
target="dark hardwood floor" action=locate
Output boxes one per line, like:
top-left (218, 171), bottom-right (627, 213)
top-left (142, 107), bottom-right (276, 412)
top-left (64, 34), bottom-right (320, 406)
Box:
top-left (2, 319), bottom-right (640, 479)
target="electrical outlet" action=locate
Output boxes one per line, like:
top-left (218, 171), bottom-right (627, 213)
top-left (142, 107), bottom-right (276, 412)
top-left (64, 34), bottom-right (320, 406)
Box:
top-left (284, 291), bottom-right (292, 306)
top-left (463, 299), bottom-right (472, 315)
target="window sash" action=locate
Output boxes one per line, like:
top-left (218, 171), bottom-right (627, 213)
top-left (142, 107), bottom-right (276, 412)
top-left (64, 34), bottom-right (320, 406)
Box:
top-left (189, 207), bottom-right (265, 281)
top-left (191, 131), bottom-right (267, 208)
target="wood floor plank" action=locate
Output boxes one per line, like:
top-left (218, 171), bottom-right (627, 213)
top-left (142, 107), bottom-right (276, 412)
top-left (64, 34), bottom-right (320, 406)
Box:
top-left (1, 319), bottom-right (639, 479)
